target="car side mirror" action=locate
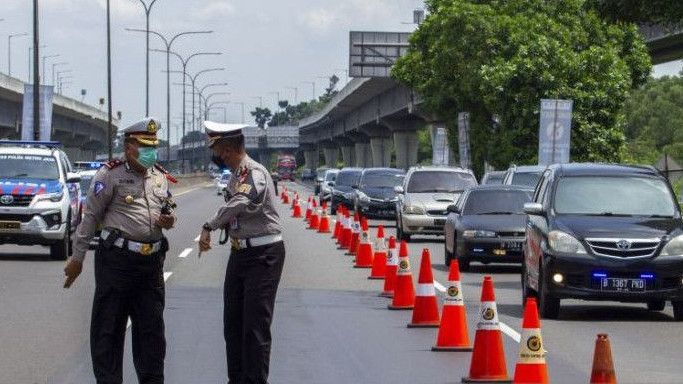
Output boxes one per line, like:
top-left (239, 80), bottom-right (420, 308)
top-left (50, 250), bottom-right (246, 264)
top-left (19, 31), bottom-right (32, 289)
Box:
top-left (447, 204), bottom-right (460, 214)
top-left (394, 186), bottom-right (404, 194)
top-left (66, 172), bottom-right (81, 183)
top-left (523, 202), bottom-right (544, 216)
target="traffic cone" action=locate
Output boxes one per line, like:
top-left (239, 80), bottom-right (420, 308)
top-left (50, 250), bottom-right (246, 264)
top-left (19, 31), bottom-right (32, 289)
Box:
top-left (309, 200), bottom-right (320, 230)
top-left (381, 236), bottom-right (399, 297)
top-left (332, 210), bottom-right (341, 239)
top-left (348, 214), bottom-right (361, 255)
top-left (589, 334), bottom-right (617, 384)
top-left (408, 249), bottom-right (440, 328)
top-left (283, 191), bottom-right (289, 205)
top-left (512, 298), bottom-right (549, 383)
top-left (318, 203), bottom-right (331, 233)
top-left (305, 198), bottom-right (312, 221)
top-left (340, 210), bottom-right (352, 250)
top-left (388, 241), bottom-right (415, 310)
top-left (462, 276), bottom-right (511, 383)
top-left (433, 259), bottom-right (472, 351)
top-left (354, 218), bottom-right (374, 268)
top-left (368, 225), bottom-right (387, 279)
top-left (292, 198), bottom-right (303, 218)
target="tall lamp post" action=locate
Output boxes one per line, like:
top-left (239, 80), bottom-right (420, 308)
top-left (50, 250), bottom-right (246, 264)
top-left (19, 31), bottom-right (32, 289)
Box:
top-left (51, 61), bottom-right (68, 85)
top-left (126, 28), bottom-right (212, 163)
top-left (285, 86), bottom-right (298, 104)
top-left (32, 0), bottom-right (39, 140)
top-left (153, 49), bottom-right (221, 173)
top-left (8, 32), bottom-right (27, 77)
top-left (197, 83), bottom-right (228, 119)
top-left (28, 44), bottom-right (46, 83)
top-left (203, 92), bottom-right (229, 119)
top-left (185, 69), bottom-right (225, 170)
top-left (41, 54), bottom-right (59, 84)
top-left (132, 0), bottom-right (159, 115)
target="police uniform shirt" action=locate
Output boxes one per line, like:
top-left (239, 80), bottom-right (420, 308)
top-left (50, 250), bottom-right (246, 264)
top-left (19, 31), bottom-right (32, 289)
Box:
top-left (206, 155), bottom-right (282, 239)
top-left (72, 161), bottom-right (170, 262)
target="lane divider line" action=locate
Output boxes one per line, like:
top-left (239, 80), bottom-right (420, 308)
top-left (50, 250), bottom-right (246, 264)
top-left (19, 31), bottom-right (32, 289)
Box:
top-left (127, 272), bottom-right (174, 329)
top-left (178, 248), bottom-right (193, 258)
top-left (433, 279), bottom-right (521, 343)
top-left (194, 235), bottom-right (200, 242)
top-left (174, 183), bottom-right (212, 197)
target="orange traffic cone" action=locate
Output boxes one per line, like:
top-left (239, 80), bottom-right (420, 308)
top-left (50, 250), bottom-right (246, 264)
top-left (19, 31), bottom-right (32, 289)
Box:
top-left (388, 241), bottom-right (415, 310)
top-left (309, 200), bottom-right (320, 230)
top-left (408, 249), bottom-right (440, 328)
top-left (589, 334), bottom-right (617, 384)
top-left (462, 276), bottom-right (511, 383)
top-left (305, 198), bottom-right (312, 221)
top-left (283, 192), bottom-right (289, 205)
top-left (381, 236), bottom-right (399, 297)
top-left (292, 199), bottom-right (302, 218)
top-left (513, 297), bottom-right (549, 383)
top-left (348, 214), bottom-right (361, 255)
top-left (318, 203), bottom-right (331, 233)
top-left (433, 259), bottom-right (472, 351)
top-left (332, 210), bottom-right (341, 239)
top-left (354, 218), bottom-right (373, 268)
top-left (340, 210), bottom-right (352, 250)
top-left (368, 225), bottom-right (387, 279)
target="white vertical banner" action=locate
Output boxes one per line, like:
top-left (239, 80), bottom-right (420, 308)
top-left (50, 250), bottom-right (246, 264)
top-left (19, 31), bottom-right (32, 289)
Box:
top-left (21, 84), bottom-right (55, 141)
top-left (457, 112), bottom-right (471, 170)
top-left (431, 123), bottom-right (450, 166)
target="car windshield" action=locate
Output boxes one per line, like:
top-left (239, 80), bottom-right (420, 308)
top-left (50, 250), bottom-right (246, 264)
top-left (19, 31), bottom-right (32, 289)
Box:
top-left (79, 175), bottom-right (94, 196)
top-left (336, 171), bottom-right (361, 186)
top-left (554, 176), bottom-right (677, 217)
top-left (362, 172), bottom-right (404, 188)
top-left (483, 173), bottom-right (505, 185)
top-left (510, 172), bottom-right (542, 187)
top-left (407, 171), bottom-right (476, 193)
top-left (463, 190), bottom-right (533, 215)
top-left (0, 154), bottom-right (60, 180)
top-left (325, 172), bottom-right (338, 182)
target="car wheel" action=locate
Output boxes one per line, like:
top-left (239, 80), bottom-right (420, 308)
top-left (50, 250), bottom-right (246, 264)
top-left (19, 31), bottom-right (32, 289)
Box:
top-left (50, 213), bottom-right (71, 261)
top-left (537, 264), bottom-right (560, 319)
top-left (331, 202), bottom-right (337, 215)
top-left (672, 301), bottom-right (683, 321)
top-left (444, 241), bottom-right (453, 266)
top-left (647, 300), bottom-right (666, 311)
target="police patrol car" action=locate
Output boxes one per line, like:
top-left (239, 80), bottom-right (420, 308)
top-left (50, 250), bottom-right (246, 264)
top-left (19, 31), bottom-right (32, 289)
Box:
top-left (0, 141), bottom-right (82, 260)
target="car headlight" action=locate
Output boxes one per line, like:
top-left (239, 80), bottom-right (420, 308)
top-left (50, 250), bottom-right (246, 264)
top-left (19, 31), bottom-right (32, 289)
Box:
top-left (357, 191), bottom-right (370, 203)
top-left (403, 204), bottom-right (425, 215)
top-left (548, 231), bottom-right (587, 254)
top-left (463, 230), bottom-right (497, 238)
top-left (660, 234), bottom-right (683, 256)
top-left (36, 192), bottom-right (64, 203)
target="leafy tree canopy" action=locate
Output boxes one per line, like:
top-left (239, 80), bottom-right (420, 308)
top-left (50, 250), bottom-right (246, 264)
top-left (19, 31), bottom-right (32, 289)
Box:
top-left (587, 0), bottom-right (683, 25)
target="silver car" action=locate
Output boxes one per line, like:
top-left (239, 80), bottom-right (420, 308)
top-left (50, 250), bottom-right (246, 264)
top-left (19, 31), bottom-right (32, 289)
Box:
top-left (318, 169), bottom-right (339, 203)
top-left (395, 166), bottom-right (478, 241)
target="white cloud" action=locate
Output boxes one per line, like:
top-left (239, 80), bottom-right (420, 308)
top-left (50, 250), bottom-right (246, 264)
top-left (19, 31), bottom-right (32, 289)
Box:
top-left (192, 1), bottom-right (236, 20)
top-left (92, 0), bottom-right (142, 20)
top-left (298, 8), bottom-right (337, 33)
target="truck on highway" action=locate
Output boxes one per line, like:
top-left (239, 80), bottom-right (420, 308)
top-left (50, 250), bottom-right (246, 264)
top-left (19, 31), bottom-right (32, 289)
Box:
top-left (276, 154), bottom-right (296, 181)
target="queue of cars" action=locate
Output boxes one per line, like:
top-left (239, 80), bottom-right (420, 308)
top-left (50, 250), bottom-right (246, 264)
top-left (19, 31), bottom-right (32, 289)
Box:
top-left (311, 162), bottom-right (683, 321)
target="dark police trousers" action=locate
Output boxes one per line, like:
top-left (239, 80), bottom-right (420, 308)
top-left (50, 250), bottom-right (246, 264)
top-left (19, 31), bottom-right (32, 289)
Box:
top-left (91, 240), bottom-right (167, 384)
top-left (225, 241), bottom-right (285, 384)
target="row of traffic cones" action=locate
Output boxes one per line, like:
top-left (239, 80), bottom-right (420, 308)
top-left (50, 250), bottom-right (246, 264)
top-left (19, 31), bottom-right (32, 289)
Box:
top-left (279, 186), bottom-right (617, 384)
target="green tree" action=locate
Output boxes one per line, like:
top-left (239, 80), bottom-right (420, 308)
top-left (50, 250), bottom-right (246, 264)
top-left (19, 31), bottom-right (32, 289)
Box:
top-left (251, 107), bottom-right (272, 128)
top-left (392, 0), bottom-right (651, 174)
top-left (587, 0), bottom-right (683, 25)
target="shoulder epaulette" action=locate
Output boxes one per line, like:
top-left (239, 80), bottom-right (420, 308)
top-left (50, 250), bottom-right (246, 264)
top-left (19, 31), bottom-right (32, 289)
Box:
top-left (103, 159), bottom-right (124, 169)
top-left (155, 163), bottom-right (178, 184)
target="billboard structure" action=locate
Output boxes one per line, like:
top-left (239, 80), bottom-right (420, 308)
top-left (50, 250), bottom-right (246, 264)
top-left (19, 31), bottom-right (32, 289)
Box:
top-left (349, 31), bottom-right (411, 78)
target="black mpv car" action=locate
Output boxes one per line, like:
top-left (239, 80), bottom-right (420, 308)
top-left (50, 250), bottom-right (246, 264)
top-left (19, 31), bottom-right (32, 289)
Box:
top-left (523, 163), bottom-right (683, 320)
top-left (352, 168), bottom-right (405, 219)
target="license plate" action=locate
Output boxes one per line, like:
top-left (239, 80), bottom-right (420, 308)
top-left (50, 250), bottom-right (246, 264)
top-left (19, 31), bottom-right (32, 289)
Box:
top-left (0, 221), bottom-right (20, 230)
top-left (600, 278), bottom-right (645, 292)
top-left (503, 241), bottom-right (522, 251)
top-left (434, 219), bottom-right (446, 226)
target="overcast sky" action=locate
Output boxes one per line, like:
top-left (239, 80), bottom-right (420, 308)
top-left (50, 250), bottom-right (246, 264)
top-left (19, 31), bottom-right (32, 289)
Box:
top-left (0, 0), bottom-right (677, 145)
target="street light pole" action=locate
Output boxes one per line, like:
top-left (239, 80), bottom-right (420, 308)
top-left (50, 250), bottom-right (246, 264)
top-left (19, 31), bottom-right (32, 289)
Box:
top-left (187, 68), bottom-right (224, 170)
top-left (133, 0), bottom-right (159, 116)
top-left (127, 28), bottom-right (213, 165)
top-left (28, 44), bottom-right (46, 83)
top-left (233, 102), bottom-right (245, 123)
top-left (32, 0), bottom-right (39, 140)
top-left (8, 32), bottom-right (27, 77)
top-left (41, 54), bottom-right (59, 84)
top-left (51, 62), bottom-right (68, 86)
top-left (203, 92), bottom-right (229, 119)
top-left (286, 86), bottom-right (298, 104)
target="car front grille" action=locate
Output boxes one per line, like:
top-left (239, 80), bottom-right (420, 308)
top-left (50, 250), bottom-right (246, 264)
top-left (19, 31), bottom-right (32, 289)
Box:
top-left (0, 213), bottom-right (34, 223)
top-left (585, 238), bottom-right (660, 258)
top-left (0, 194), bottom-right (34, 207)
top-left (427, 209), bottom-right (448, 216)
top-left (498, 231), bottom-right (525, 238)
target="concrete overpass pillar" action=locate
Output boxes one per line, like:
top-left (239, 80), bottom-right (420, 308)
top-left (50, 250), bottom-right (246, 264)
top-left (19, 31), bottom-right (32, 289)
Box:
top-left (258, 151), bottom-right (271, 169)
top-left (369, 137), bottom-right (392, 167)
top-left (393, 130), bottom-right (419, 170)
top-left (323, 147), bottom-right (338, 168)
top-left (303, 149), bottom-right (319, 170)
top-left (354, 142), bottom-right (372, 168)
top-left (340, 145), bottom-right (355, 167)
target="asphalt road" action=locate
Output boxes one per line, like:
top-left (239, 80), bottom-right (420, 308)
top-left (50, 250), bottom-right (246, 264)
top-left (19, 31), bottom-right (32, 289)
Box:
top-left (0, 181), bottom-right (681, 383)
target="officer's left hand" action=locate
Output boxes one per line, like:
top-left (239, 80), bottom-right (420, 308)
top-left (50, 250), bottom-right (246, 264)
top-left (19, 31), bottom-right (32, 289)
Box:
top-left (198, 229), bottom-right (211, 255)
top-left (156, 214), bottom-right (175, 229)
top-left (63, 257), bottom-right (83, 289)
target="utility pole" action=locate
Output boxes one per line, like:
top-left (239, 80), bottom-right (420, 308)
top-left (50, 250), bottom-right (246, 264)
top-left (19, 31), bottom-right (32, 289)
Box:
top-left (107, 0), bottom-right (113, 160)
top-left (134, 0), bottom-right (159, 116)
top-left (8, 32), bottom-right (27, 77)
top-left (32, 0), bottom-right (40, 141)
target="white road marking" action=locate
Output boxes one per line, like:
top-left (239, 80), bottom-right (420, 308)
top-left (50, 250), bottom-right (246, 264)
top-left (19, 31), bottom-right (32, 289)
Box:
top-left (433, 280), bottom-right (522, 343)
top-left (178, 248), bottom-right (193, 258)
top-left (194, 235), bottom-right (200, 242)
top-left (127, 272), bottom-right (174, 329)
top-left (175, 183), bottom-right (212, 197)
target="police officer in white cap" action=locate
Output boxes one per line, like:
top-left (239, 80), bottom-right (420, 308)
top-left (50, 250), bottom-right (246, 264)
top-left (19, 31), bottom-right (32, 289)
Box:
top-left (65, 117), bottom-right (176, 384)
top-left (199, 122), bottom-right (285, 384)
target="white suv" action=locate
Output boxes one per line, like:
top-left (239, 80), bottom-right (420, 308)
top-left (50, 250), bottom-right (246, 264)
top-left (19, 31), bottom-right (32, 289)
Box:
top-left (395, 166), bottom-right (477, 241)
top-left (0, 142), bottom-right (82, 260)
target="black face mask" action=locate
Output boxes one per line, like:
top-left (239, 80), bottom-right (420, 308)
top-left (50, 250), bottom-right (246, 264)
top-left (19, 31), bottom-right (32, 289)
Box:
top-left (211, 155), bottom-right (226, 169)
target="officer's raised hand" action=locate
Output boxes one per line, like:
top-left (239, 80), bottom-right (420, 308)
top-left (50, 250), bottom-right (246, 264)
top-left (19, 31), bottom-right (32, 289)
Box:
top-left (63, 257), bottom-right (83, 288)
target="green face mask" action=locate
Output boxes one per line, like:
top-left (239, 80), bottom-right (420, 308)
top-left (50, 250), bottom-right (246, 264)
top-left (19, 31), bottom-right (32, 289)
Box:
top-left (137, 147), bottom-right (157, 169)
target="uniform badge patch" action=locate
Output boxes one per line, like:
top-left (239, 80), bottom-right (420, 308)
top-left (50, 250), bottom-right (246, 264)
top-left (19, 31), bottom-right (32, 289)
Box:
top-left (94, 181), bottom-right (105, 196)
top-left (237, 183), bottom-right (253, 194)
